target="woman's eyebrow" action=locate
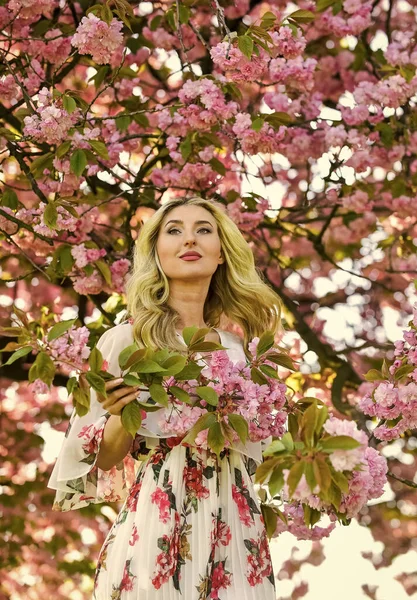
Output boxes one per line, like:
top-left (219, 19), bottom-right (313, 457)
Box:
top-left (164, 219), bottom-right (214, 227)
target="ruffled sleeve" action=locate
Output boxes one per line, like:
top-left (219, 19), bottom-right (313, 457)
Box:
top-left (47, 323), bottom-right (148, 512)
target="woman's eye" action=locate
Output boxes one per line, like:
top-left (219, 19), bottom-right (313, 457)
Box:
top-left (167, 228), bottom-right (212, 234)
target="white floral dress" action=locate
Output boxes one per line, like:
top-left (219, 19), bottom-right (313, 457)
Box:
top-left (48, 323), bottom-right (276, 600)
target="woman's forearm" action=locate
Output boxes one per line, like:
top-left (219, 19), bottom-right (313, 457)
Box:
top-left (96, 415), bottom-right (133, 471)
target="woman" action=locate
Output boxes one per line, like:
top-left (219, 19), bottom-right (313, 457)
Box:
top-left (48, 196), bottom-right (283, 599)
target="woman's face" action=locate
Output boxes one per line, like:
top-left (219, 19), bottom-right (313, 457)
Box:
top-left (156, 205), bottom-right (224, 282)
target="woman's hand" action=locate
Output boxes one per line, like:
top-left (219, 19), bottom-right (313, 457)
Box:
top-left (97, 377), bottom-right (141, 416)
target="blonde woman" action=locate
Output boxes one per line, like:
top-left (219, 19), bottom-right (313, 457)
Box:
top-left (48, 196), bottom-right (283, 599)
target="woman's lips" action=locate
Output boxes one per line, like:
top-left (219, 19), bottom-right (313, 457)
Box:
top-left (180, 256), bottom-right (201, 261)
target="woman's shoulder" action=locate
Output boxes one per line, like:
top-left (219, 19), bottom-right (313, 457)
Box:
top-left (97, 321), bottom-right (134, 348)
top-left (219, 328), bottom-right (245, 349)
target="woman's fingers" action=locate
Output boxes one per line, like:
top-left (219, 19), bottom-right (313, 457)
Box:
top-left (104, 390), bottom-right (140, 415)
top-left (105, 377), bottom-right (124, 390)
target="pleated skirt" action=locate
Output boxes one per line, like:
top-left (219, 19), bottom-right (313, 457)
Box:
top-left (93, 438), bottom-right (276, 600)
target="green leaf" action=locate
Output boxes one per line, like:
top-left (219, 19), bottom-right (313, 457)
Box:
top-left (115, 114), bottom-right (131, 132)
top-left (264, 112), bottom-right (293, 128)
top-left (331, 470), bottom-right (349, 494)
top-left (90, 65), bottom-right (110, 88)
top-left (73, 385), bottom-right (90, 415)
top-left (209, 157), bottom-right (226, 175)
top-left (394, 364), bottom-right (415, 381)
top-left (178, 4), bottom-right (190, 23)
top-left (287, 9), bottom-right (315, 23)
top-left (3, 345), bottom-right (33, 366)
top-left (86, 371), bottom-right (107, 397)
top-left (254, 457), bottom-right (280, 484)
top-left (181, 325), bottom-right (199, 346)
top-left (56, 140), bottom-right (71, 158)
top-left (304, 461), bottom-right (317, 493)
top-left (191, 341), bottom-right (223, 353)
top-left (88, 346), bottom-right (104, 373)
top-left (313, 457), bottom-right (331, 492)
top-left (256, 330), bottom-right (275, 356)
top-left (237, 35), bottom-right (254, 60)
top-left (149, 382), bottom-right (169, 407)
top-left (320, 435), bottom-right (362, 452)
top-left (70, 149), bottom-right (87, 176)
top-left (47, 318), bottom-right (77, 342)
top-left (121, 400), bottom-right (142, 438)
top-left (328, 481), bottom-right (342, 510)
top-left (118, 343), bottom-right (142, 369)
top-left (33, 351), bottom-right (55, 386)
top-left (95, 259), bottom-right (112, 286)
top-left (250, 366), bottom-right (269, 385)
top-left (170, 386), bottom-right (191, 403)
top-left (315, 404), bottom-right (328, 435)
top-left (180, 136), bottom-right (192, 161)
top-left (63, 94), bottom-right (77, 114)
top-left (56, 244), bottom-right (75, 273)
top-left (134, 359), bottom-right (167, 373)
top-left (301, 401), bottom-right (318, 447)
top-left (259, 364), bottom-right (279, 379)
top-left (316, 0), bottom-right (336, 11)
top-left (43, 202), bottom-right (59, 230)
top-left (182, 412), bottom-right (217, 444)
top-left (123, 373), bottom-right (141, 386)
top-left (175, 361), bottom-right (204, 380)
top-left (288, 414), bottom-right (299, 440)
top-left (263, 351), bottom-right (295, 370)
top-left (281, 432), bottom-right (294, 451)
top-left (228, 413), bottom-right (249, 444)
top-left (261, 504), bottom-right (278, 539)
top-left (195, 385), bottom-right (218, 406)
top-left (207, 421), bottom-right (225, 456)
top-left (364, 368), bottom-right (383, 382)
top-left (1, 188), bottom-right (18, 209)
top-left (268, 465), bottom-right (285, 497)
top-left (252, 117), bottom-right (265, 132)
top-left (88, 140), bottom-right (109, 160)
top-left (262, 439), bottom-right (286, 456)
top-left (288, 460), bottom-right (305, 497)
top-left (161, 355), bottom-right (187, 376)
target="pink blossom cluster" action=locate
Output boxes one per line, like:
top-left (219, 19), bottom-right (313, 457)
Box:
top-left (71, 13), bottom-right (124, 65)
top-left (73, 270), bottom-right (105, 296)
top-left (178, 78), bottom-right (238, 125)
top-left (151, 162), bottom-right (219, 191)
top-left (153, 344), bottom-right (288, 449)
top-left (231, 112), bottom-right (287, 155)
top-left (317, 1), bottom-right (373, 37)
top-left (358, 303), bottom-right (417, 440)
top-left (0, 75), bottom-right (19, 104)
top-left (275, 417), bottom-right (387, 539)
top-left (48, 325), bottom-right (91, 371)
top-left (210, 41), bottom-right (268, 82)
top-left (29, 29), bottom-right (72, 65)
top-left (227, 197), bottom-right (270, 232)
top-left (7, 0), bottom-right (56, 18)
top-left (274, 503), bottom-right (337, 541)
top-left (71, 243), bottom-right (107, 269)
top-left (352, 76), bottom-right (417, 110)
top-left (23, 88), bottom-right (79, 145)
top-left (385, 30), bottom-right (417, 67)
top-left (269, 57), bottom-right (317, 92)
top-left (269, 27), bottom-right (306, 59)
top-left (110, 258), bottom-right (131, 293)
top-left (15, 202), bottom-right (99, 242)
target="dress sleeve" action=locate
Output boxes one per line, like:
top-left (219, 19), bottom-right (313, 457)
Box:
top-left (47, 325), bottom-right (147, 512)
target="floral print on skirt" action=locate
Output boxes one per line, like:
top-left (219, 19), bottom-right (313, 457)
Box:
top-left (93, 437), bottom-right (276, 600)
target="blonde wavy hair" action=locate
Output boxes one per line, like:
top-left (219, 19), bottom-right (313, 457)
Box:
top-left (124, 196), bottom-right (283, 357)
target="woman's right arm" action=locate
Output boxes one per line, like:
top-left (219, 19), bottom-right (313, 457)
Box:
top-left (95, 377), bottom-right (141, 470)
